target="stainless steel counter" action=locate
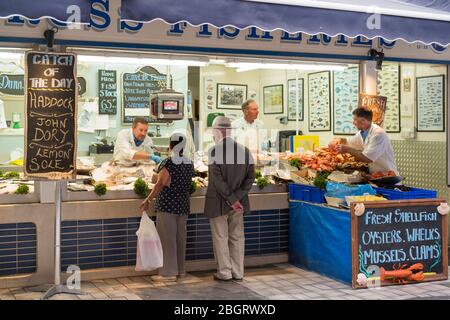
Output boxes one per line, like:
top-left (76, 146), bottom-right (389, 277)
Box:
top-left (0, 184), bottom-right (289, 288)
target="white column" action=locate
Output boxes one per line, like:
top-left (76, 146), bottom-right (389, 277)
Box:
top-left (360, 61), bottom-right (378, 95)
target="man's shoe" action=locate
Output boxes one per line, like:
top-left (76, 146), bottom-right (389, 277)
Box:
top-left (232, 277), bottom-right (243, 282)
top-left (151, 275), bottom-right (177, 282)
top-left (213, 274), bottom-right (232, 282)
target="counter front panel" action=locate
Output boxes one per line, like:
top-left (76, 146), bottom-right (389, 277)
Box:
top-left (60, 209), bottom-right (289, 271)
top-left (0, 222), bottom-right (37, 276)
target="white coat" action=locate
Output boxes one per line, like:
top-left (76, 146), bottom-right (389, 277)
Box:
top-left (113, 128), bottom-right (154, 162)
top-left (231, 117), bottom-right (265, 155)
top-left (347, 123), bottom-right (398, 174)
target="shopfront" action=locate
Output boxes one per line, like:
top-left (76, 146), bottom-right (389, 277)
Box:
top-left (0, 0), bottom-right (450, 290)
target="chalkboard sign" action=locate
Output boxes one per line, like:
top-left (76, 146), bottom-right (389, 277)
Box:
top-left (24, 51), bottom-right (77, 179)
top-left (77, 76), bottom-right (87, 96)
top-left (0, 74), bottom-right (24, 95)
top-left (98, 69), bottom-right (117, 115)
top-left (351, 199), bottom-right (448, 288)
top-left (0, 74), bottom-right (85, 97)
top-left (122, 66), bottom-right (166, 124)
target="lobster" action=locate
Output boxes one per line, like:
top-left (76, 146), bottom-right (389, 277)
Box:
top-left (380, 263), bottom-right (424, 284)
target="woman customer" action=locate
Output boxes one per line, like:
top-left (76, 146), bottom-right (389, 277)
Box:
top-left (140, 132), bottom-right (194, 281)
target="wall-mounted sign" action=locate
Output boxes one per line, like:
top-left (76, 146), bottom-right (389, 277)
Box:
top-left (0, 73), bottom-right (86, 97)
top-left (98, 69), bottom-right (117, 115)
top-left (0, 74), bottom-right (24, 95)
top-left (122, 66), bottom-right (167, 124)
top-left (24, 51), bottom-right (77, 179)
top-left (351, 199), bottom-right (448, 289)
top-left (358, 94), bottom-right (387, 128)
top-left (77, 76), bottom-right (87, 96)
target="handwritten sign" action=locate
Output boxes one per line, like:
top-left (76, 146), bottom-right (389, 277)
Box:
top-left (351, 200), bottom-right (448, 288)
top-left (0, 74), bottom-right (85, 96)
top-left (98, 69), bottom-right (117, 115)
top-left (24, 51), bottom-right (77, 179)
top-left (358, 94), bottom-right (387, 128)
top-left (77, 76), bottom-right (87, 96)
top-left (122, 66), bottom-right (166, 124)
top-left (0, 74), bottom-right (24, 95)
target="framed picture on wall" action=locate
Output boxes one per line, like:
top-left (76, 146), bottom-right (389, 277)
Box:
top-left (263, 84), bottom-right (284, 114)
top-left (377, 63), bottom-right (401, 133)
top-left (287, 79), bottom-right (304, 121)
top-left (308, 71), bottom-right (331, 132)
top-left (333, 67), bottom-right (359, 135)
top-left (416, 75), bottom-right (445, 132)
top-left (216, 83), bottom-right (248, 110)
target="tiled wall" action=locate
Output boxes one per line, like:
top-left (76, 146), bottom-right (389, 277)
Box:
top-left (391, 140), bottom-right (448, 199)
top-left (60, 209), bottom-right (289, 271)
top-left (0, 223), bottom-right (37, 276)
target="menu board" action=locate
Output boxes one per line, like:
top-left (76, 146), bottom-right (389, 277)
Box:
top-left (122, 66), bottom-right (166, 124)
top-left (98, 69), bottom-right (117, 115)
top-left (24, 51), bottom-right (77, 179)
top-left (77, 76), bottom-right (87, 96)
top-left (0, 74), bottom-right (85, 97)
top-left (0, 74), bottom-right (24, 95)
top-left (351, 200), bottom-right (448, 288)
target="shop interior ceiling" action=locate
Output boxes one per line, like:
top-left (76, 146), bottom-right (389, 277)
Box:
top-left (0, 46), bottom-right (359, 75)
top-left (120, 0), bottom-right (450, 47)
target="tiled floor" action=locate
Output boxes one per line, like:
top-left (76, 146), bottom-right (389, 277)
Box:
top-left (2, 263), bottom-right (450, 300)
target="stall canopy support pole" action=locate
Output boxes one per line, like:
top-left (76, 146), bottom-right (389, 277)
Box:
top-left (29, 180), bottom-right (86, 300)
top-left (295, 70), bottom-right (299, 136)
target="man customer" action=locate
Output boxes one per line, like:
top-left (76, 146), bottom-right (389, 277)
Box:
top-left (204, 116), bottom-right (255, 281)
top-left (140, 132), bottom-right (194, 281)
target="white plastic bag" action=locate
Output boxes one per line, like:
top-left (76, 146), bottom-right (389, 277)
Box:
top-left (135, 212), bottom-right (163, 272)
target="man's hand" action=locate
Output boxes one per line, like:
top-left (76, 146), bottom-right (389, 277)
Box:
top-left (336, 144), bottom-right (350, 154)
top-left (140, 198), bottom-right (150, 212)
top-left (328, 138), bottom-right (343, 151)
top-left (150, 155), bottom-right (161, 164)
top-left (231, 201), bottom-right (244, 214)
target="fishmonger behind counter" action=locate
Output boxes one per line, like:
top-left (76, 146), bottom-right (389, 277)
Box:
top-left (113, 117), bottom-right (161, 164)
top-left (329, 107), bottom-right (398, 175)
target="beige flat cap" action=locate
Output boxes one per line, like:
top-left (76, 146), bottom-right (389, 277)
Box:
top-left (211, 116), bottom-right (234, 129)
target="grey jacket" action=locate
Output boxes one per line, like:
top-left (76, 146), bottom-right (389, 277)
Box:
top-left (204, 137), bottom-right (255, 219)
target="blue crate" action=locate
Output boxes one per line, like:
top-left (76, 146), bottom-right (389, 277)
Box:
top-left (375, 187), bottom-right (437, 200)
top-left (288, 183), bottom-right (325, 203)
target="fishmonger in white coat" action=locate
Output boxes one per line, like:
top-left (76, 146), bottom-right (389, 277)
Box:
top-left (113, 117), bottom-right (161, 164)
top-left (329, 107), bottom-right (398, 174)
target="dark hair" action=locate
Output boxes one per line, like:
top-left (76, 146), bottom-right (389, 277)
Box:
top-left (352, 107), bottom-right (373, 121)
top-left (170, 133), bottom-right (186, 157)
top-left (132, 117), bottom-right (148, 128)
top-left (241, 99), bottom-right (256, 111)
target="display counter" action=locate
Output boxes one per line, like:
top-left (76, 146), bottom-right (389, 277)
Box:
top-left (0, 184), bottom-right (289, 288)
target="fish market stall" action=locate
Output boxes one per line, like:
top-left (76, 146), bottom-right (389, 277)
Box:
top-left (285, 147), bottom-right (449, 288)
